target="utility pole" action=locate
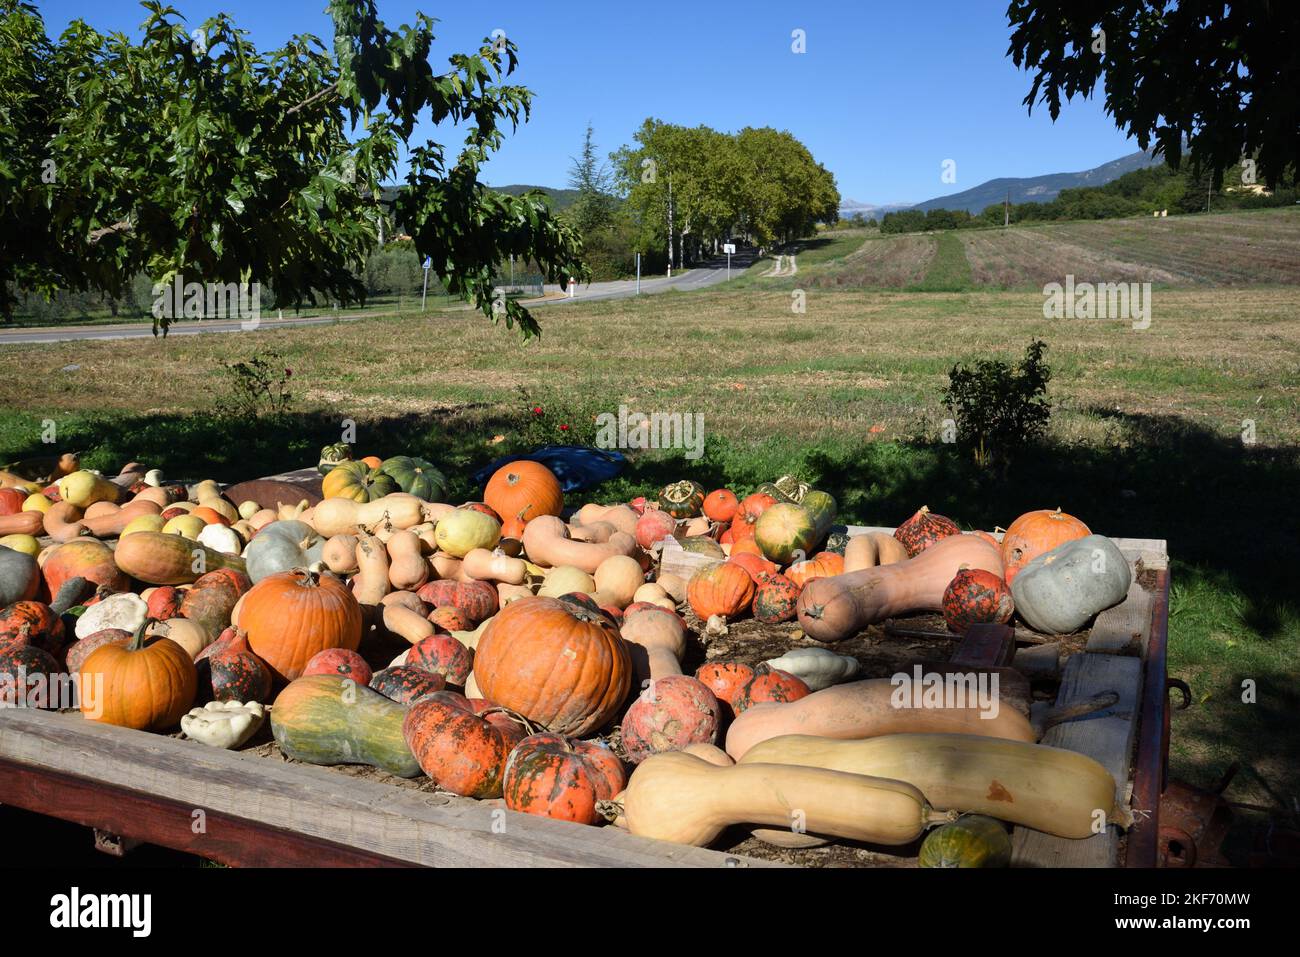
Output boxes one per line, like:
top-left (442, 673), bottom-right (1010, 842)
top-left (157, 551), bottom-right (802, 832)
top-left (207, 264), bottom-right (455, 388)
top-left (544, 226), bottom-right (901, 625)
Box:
top-left (1004, 190), bottom-right (1010, 227)
top-left (666, 175), bottom-right (674, 279)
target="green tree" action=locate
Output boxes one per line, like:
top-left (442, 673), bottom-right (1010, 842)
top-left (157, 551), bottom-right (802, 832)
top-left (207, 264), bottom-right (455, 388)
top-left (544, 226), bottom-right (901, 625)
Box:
top-left (1007, 1), bottom-right (1300, 189)
top-left (0, 0), bottom-right (584, 336)
top-left (566, 122), bottom-right (616, 234)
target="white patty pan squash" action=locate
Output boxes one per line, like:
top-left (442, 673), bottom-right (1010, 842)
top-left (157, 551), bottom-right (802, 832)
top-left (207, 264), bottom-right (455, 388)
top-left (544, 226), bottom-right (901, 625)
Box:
top-left (1010, 534), bottom-right (1131, 634)
top-left (180, 700), bottom-right (266, 749)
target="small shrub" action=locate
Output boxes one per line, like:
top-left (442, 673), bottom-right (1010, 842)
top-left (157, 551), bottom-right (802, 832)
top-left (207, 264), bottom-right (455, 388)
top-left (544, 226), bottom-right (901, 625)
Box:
top-left (942, 339), bottom-right (1051, 471)
top-left (216, 350), bottom-right (294, 420)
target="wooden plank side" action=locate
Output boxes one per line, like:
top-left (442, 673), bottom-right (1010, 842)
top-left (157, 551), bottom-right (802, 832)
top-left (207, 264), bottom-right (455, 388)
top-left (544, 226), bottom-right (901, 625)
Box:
top-left (1010, 653), bottom-right (1143, 868)
top-left (1086, 583), bottom-right (1154, 655)
top-left (0, 709), bottom-right (776, 868)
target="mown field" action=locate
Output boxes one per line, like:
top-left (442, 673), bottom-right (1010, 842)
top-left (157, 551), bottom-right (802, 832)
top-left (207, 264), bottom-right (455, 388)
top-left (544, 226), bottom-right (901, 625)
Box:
top-left (786, 207), bottom-right (1300, 290)
top-left (2, 229), bottom-right (1299, 826)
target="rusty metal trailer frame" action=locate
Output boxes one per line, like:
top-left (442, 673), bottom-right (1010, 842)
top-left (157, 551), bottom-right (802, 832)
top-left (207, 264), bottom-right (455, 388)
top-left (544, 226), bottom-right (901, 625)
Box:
top-left (0, 559), bottom-right (1173, 868)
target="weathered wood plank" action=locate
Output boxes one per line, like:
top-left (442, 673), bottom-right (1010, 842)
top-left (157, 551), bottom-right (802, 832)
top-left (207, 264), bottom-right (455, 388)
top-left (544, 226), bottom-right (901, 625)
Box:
top-left (0, 709), bottom-right (777, 868)
top-left (1010, 653), bottom-right (1143, 868)
top-left (1086, 583), bottom-right (1153, 655)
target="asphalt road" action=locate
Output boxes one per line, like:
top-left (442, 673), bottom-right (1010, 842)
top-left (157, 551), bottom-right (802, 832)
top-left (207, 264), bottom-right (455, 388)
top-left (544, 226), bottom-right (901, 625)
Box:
top-left (0, 250), bottom-right (757, 344)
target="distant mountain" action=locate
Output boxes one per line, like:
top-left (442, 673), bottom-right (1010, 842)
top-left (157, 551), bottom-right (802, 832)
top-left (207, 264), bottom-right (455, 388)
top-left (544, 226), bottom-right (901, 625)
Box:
top-left (491, 184), bottom-right (582, 210)
top-left (838, 199), bottom-right (915, 221)
top-left (910, 149), bottom-right (1165, 214)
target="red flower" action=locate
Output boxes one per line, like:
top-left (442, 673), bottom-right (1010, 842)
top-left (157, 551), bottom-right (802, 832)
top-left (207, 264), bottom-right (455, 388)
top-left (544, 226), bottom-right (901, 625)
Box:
top-left (559, 424), bottom-right (570, 432)
top-left (532, 406), bottom-right (543, 415)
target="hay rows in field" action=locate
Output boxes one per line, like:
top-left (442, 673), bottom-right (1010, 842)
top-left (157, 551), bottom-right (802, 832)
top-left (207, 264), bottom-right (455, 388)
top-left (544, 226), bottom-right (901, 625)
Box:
top-left (812, 234), bottom-right (936, 288)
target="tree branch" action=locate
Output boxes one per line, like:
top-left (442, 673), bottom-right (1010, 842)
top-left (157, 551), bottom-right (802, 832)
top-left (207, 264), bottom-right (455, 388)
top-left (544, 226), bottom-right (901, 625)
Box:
top-left (286, 81), bottom-right (339, 115)
top-left (88, 220), bottom-right (133, 244)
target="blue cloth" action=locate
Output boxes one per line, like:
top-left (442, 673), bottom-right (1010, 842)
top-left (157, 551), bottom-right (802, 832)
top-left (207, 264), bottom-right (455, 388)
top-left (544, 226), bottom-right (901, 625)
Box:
top-left (474, 445), bottom-right (627, 494)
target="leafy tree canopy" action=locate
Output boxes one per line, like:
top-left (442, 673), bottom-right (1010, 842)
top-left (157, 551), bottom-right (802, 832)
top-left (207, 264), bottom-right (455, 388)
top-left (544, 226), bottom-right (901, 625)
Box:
top-left (0, 0), bottom-right (585, 336)
top-left (1007, 0), bottom-right (1300, 188)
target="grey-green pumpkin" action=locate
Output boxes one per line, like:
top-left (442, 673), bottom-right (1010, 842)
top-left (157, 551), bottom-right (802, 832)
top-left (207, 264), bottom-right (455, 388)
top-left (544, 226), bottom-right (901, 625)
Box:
top-left (1010, 534), bottom-right (1131, 634)
top-left (243, 520), bottom-right (325, 583)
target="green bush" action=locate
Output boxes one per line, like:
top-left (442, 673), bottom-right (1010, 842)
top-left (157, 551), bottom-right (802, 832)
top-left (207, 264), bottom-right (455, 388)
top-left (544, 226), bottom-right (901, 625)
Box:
top-left (942, 339), bottom-right (1052, 472)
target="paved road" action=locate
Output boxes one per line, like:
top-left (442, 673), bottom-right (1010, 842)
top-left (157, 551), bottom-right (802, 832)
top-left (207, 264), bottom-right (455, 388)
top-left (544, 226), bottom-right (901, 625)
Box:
top-left (0, 250), bottom-right (757, 344)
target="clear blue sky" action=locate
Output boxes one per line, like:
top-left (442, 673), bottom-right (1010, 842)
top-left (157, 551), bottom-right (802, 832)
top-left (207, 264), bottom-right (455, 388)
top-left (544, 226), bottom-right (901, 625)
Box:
top-left (38, 0), bottom-right (1141, 205)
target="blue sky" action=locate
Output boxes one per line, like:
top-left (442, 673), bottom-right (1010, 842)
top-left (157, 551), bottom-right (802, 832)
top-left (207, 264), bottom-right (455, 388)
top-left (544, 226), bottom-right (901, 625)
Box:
top-left (38, 0), bottom-right (1142, 205)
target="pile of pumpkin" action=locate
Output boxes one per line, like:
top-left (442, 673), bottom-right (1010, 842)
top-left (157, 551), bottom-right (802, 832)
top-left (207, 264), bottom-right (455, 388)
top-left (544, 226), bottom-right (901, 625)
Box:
top-left (0, 453), bottom-right (1134, 867)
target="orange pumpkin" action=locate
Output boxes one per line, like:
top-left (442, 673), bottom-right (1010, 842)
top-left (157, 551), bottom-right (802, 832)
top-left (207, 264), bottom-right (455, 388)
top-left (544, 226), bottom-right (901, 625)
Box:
top-left (702, 489), bottom-right (739, 523)
top-left (1001, 508), bottom-right (1091, 583)
top-left (359, 455), bottom-right (383, 469)
top-left (729, 537), bottom-right (765, 559)
top-left (79, 621), bottom-right (196, 731)
top-left (473, 596), bottom-right (629, 737)
top-left (785, 551), bottom-right (845, 589)
top-left (686, 561), bottom-right (755, 620)
top-left (734, 493), bottom-right (777, 528)
top-left (729, 551), bottom-right (779, 582)
top-left (484, 461), bottom-right (564, 529)
top-left (240, 569), bottom-right (363, 683)
top-left (694, 661), bottom-right (755, 723)
top-left (503, 732), bottom-right (626, 824)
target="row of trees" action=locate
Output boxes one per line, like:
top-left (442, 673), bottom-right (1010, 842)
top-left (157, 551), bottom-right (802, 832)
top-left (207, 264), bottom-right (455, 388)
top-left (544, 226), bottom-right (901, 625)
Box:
top-left (879, 162), bottom-right (1298, 234)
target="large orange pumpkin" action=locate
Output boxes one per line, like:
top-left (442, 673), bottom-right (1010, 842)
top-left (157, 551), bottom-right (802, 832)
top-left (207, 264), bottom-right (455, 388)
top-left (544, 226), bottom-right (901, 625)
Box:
top-left (1001, 508), bottom-right (1091, 584)
top-left (240, 569), bottom-right (362, 683)
top-left (484, 461), bottom-right (564, 529)
top-left (472, 596), bottom-right (629, 737)
top-left (79, 622), bottom-right (196, 731)
top-left (687, 561), bottom-right (755, 620)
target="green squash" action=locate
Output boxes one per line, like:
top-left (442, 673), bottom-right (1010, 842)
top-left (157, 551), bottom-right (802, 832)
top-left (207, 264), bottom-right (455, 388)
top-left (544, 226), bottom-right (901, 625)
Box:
top-left (919, 815), bottom-right (1012, 868)
top-left (679, 535), bottom-right (725, 560)
top-left (317, 442), bottom-right (353, 476)
top-left (753, 503), bottom-right (818, 565)
top-left (378, 455), bottom-right (448, 503)
top-left (270, 674), bottom-right (422, 777)
top-left (1010, 534), bottom-right (1131, 634)
top-left (657, 480), bottom-right (706, 519)
top-left (800, 489), bottom-right (837, 539)
top-left (754, 482), bottom-right (795, 504)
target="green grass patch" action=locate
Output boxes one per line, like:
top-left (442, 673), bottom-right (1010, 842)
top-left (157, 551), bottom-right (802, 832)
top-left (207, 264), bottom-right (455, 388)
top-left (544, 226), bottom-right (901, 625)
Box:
top-left (908, 232), bottom-right (973, 291)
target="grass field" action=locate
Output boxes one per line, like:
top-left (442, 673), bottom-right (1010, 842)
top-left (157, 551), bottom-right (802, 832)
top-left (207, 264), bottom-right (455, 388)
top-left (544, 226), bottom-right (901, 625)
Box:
top-left (754, 207), bottom-right (1300, 292)
top-left (2, 230), bottom-right (1299, 817)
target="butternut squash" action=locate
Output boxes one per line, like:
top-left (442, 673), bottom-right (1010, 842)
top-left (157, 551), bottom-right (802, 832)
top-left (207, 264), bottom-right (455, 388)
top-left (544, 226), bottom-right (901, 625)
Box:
top-left (322, 534), bottom-right (360, 574)
top-left (352, 533), bottom-right (390, 605)
top-left (522, 515), bottom-right (637, 573)
top-left (623, 751), bottom-right (950, 848)
top-left (42, 501), bottom-right (90, 542)
top-left (460, 548), bottom-right (527, 584)
top-left (311, 494), bottom-right (425, 537)
top-left (843, 535), bottom-right (878, 572)
top-left (131, 486), bottom-right (172, 508)
top-left (386, 530), bottom-right (429, 590)
top-left (621, 606), bottom-right (686, 686)
top-left (0, 510), bottom-right (45, 537)
top-left (573, 503), bottom-right (639, 537)
top-left (724, 677), bottom-right (1036, 760)
top-left (82, 500), bottom-right (163, 538)
top-left (568, 520), bottom-right (616, 543)
top-left (656, 572), bottom-right (687, 604)
top-left (593, 554), bottom-right (644, 608)
top-left (632, 582), bottom-right (675, 610)
top-left (868, 531), bottom-right (908, 565)
top-left (797, 533), bottom-right (1003, 642)
top-left (429, 552), bottom-right (462, 580)
top-left (738, 733), bottom-right (1127, 838)
top-left (382, 603), bottom-right (435, 645)
top-left (496, 582), bottom-right (534, 606)
top-left (148, 617), bottom-right (214, 660)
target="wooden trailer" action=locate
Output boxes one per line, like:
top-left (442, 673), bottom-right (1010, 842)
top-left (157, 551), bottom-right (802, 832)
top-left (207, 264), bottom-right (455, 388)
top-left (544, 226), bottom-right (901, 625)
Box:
top-left (0, 500), bottom-right (1173, 867)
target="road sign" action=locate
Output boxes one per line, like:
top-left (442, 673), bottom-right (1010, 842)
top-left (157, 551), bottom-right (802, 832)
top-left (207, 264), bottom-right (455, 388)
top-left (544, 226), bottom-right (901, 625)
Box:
top-left (722, 243), bottom-right (736, 254)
